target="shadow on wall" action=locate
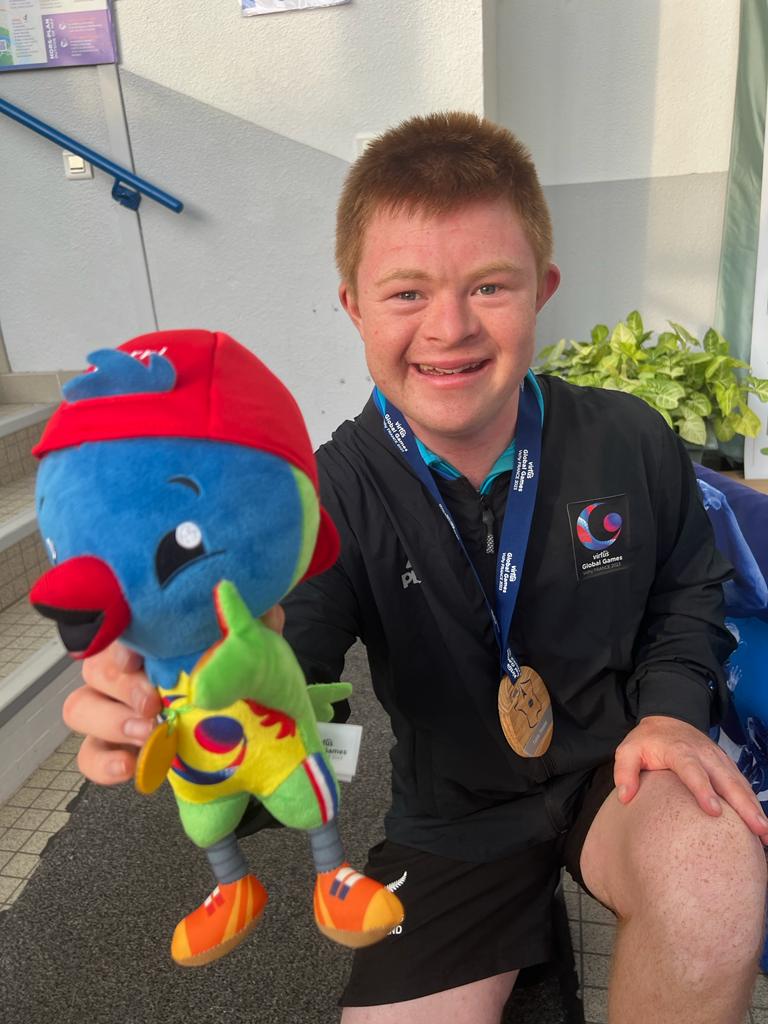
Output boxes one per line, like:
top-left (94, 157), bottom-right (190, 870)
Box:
top-left (491, 2), bottom-right (733, 349)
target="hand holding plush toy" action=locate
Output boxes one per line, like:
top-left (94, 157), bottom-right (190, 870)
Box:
top-left (29, 330), bottom-right (404, 967)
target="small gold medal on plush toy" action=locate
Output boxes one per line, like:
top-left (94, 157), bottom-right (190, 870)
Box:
top-left (498, 666), bottom-right (553, 758)
top-left (135, 718), bottom-right (177, 795)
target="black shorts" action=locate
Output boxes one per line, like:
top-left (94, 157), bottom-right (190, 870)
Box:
top-left (340, 761), bottom-right (615, 1007)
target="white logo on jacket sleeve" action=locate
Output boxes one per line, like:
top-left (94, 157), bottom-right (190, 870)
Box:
top-left (401, 560), bottom-right (422, 589)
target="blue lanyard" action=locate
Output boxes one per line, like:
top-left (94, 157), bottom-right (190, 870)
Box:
top-left (380, 378), bottom-right (542, 681)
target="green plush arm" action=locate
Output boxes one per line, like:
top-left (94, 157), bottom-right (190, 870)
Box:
top-left (307, 682), bottom-right (353, 723)
top-left (191, 580), bottom-right (313, 721)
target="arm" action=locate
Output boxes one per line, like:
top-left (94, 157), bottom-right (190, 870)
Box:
top-left (627, 428), bottom-right (735, 732)
top-left (615, 425), bottom-right (768, 840)
top-left (282, 472), bottom-right (364, 721)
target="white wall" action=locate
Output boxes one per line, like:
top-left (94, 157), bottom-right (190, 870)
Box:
top-left (114, 0), bottom-right (487, 163)
top-left (494, 0), bottom-right (741, 346)
top-left (496, 0), bottom-right (739, 188)
top-left (0, 0), bottom-right (488, 445)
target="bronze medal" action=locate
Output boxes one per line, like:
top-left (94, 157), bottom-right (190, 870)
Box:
top-left (498, 666), bottom-right (553, 758)
top-left (135, 718), bottom-right (177, 795)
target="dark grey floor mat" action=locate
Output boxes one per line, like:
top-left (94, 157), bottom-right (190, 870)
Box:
top-left (0, 645), bottom-right (577, 1023)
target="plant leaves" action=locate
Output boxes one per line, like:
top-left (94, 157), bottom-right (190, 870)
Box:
top-left (610, 322), bottom-right (639, 358)
top-left (591, 324), bottom-right (609, 345)
top-left (747, 377), bottom-right (768, 401)
top-left (641, 380), bottom-right (686, 409)
top-left (626, 310), bottom-right (644, 339)
top-left (677, 412), bottom-right (707, 446)
top-left (730, 406), bottom-right (763, 438)
top-left (669, 321), bottom-right (699, 349)
top-left (680, 393), bottom-right (712, 417)
top-left (713, 415), bottom-right (736, 442)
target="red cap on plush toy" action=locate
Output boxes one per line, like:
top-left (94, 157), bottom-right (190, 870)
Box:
top-left (34, 330), bottom-right (339, 581)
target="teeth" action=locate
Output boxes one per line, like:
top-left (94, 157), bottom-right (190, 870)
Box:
top-left (418, 362), bottom-right (482, 375)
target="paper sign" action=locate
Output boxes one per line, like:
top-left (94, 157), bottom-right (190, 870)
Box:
top-left (0, 0), bottom-right (117, 71)
top-left (241, 0), bottom-right (350, 16)
top-left (317, 722), bottom-right (362, 783)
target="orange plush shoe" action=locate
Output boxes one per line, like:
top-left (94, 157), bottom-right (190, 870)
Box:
top-left (313, 864), bottom-right (404, 948)
top-left (171, 874), bottom-right (268, 967)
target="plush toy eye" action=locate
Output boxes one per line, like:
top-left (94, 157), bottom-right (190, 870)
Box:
top-left (156, 521), bottom-right (207, 586)
top-left (45, 537), bottom-right (58, 564)
top-left (175, 521), bottom-right (202, 549)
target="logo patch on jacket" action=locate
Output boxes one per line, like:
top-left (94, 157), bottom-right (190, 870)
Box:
top-left (567, 494), bottom-right (629, 580)
top-left (401, 560), bottom-right (421, 590)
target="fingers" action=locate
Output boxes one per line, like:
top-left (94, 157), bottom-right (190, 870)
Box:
top-left (261, 604), bottom-right (285, 635)
top-left (77, 735), bottom-right (139, 786)
top-left (613, 743), bottom-right (643, 804)
top-left (665, 752), bottom-right (724, 817)
top-left (63, 641), bottom-right (160, 786)
top-left (63, 685), bottom-right (156, 748)
top-left (709, 761), bottom-right (768, 843)
top-left (79, 641), bottom-right (158, 715)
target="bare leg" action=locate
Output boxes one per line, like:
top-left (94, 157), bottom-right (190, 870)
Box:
top-left (580, 770), bottom-right (766, 1024)
top-left (341, 970), bottom-right (519, 1024)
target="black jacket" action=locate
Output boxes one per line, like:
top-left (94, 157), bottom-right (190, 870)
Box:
top-left (284, 375), bottom-right (736, 862)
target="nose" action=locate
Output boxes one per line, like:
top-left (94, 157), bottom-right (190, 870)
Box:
top-left (423, 291), bottom-right (480, 346)
top-left (30, 556), bottom-right (131, 659)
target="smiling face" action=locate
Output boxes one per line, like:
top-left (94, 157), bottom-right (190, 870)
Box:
top-left (340, 198), bottom-right (559, 464)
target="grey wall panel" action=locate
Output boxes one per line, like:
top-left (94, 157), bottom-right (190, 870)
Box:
top-left (536, 171), bottom-right (728, 351)
top-left (119, 73), bottom-right (368, 447)
top-left (0, 67), bottom-right (147, 370)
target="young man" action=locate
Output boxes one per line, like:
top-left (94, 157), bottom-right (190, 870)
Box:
top-left (65, 113), bottom-right (767, 1023)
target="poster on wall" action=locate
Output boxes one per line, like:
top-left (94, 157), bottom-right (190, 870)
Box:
top-left (241, 0), bottom-right (350, 16)
top-left (0, 0), bottom-right (117, 71)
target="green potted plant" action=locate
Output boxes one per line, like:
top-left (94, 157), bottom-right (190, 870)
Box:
top-left (535, 311), bottom-right (768, 453)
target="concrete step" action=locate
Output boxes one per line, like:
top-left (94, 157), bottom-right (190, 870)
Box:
top-left (0, 403), bottom-right (52, 490)
top-left (0, 401), bottom-right (80, 802)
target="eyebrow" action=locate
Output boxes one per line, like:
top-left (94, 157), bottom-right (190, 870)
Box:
top-left (374, 268), bottom-right (430, 287)
top-left (168, 476), bottom-right (201, 495)
top-left (374, 261), bottom-right (527, 288)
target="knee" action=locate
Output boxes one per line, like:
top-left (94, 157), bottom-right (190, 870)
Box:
top-left (624, 782), bottom-right (766, 972)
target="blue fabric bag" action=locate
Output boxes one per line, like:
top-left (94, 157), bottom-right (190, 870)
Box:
top-left (693, 467), bottom-right (768, 970)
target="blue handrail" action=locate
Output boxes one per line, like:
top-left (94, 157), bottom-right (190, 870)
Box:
top-left (0, 97), bottom-right (183, 213)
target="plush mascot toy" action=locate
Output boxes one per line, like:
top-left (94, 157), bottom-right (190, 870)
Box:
top-left (29, 329), bottom-right (404, 967)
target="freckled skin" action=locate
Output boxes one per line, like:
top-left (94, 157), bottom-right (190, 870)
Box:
top-left (580, 771), bottom-right (766, 1023)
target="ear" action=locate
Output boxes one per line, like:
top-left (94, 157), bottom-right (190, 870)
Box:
top-left (536, 263), bottom-right (561, 312)
top-left (339, 282), bottom-right (364, 336)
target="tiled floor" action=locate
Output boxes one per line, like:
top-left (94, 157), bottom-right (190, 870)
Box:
top-left (0, 597), bottom-right (58, 683)
top-left (0, 737), bottom-right (765, 1022)
top-left (0, 473), bottom-right (36, 529)
top-left (0, 733), bottom-right (84, 911)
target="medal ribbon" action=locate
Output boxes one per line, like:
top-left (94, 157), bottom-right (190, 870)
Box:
top-left (379, 376), bottom-right (542, 682)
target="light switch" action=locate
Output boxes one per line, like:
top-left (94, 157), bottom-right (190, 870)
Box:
top-left (63, 150), bottom-right (93, 179)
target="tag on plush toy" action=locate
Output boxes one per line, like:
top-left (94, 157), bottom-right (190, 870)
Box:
top-left (135, 718), bottom-right (178, 795)
top-left (317, 722), bottom-right (362, 782)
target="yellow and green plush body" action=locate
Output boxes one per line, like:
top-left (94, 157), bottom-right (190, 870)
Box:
top-left (159, 582), bottom-right (351, 849)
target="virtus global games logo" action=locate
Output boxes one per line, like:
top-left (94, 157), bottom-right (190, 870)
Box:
top-left (567, 494), bottom-right (629, 580)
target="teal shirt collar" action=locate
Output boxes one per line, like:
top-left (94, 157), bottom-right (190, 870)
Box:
top-left (373, 371), bottom-right (544, 496)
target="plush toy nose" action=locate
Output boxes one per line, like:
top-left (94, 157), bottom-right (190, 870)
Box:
top-left (29, 556), bottom-right (131, 659)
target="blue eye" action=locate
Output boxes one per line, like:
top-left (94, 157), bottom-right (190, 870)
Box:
top-left (477, 284), bottom-right (499, 296)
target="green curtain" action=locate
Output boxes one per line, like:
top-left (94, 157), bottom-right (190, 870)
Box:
top-left (714, 0), bottom-right (768, 462)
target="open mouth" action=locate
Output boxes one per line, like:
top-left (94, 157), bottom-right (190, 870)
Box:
top-left (416, 360), bottom-right (489, 377)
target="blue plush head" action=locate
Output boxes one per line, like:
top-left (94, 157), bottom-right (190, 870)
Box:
top-left (29, 332), bottom-right (337, 681)
top-left (35, 438), bottom-right (317, 666)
